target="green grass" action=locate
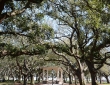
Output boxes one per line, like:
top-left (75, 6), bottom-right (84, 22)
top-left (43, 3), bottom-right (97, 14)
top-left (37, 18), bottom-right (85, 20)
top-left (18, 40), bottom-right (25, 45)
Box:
top-left (0, 81), bottom-right (14, 85)
top-left (0, 82), bottom-right (14, 85)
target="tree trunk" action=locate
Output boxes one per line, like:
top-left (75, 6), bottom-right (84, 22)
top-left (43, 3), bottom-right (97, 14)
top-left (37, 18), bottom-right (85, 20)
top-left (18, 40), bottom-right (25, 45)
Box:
top-left (98, 73), bottom-right (102, 84)
top-left (70, 59), bottom-right (86, 85)
top-left (104, 75), bottom-right (109, 83)
top-left (63, 77), bottom-right (66, 83)
top-left (68, 73), bottom-right (72, 84)
top-left (22, 76), bottom-right (23, 81)
top-left (74, 76), bottom-right (77, 85)
top-left (99, 76), bottom-right (101, 84)
top-left (79, 73), bottom-right (86, 85)
top-left (38, 76), bottom-right (40, 83)
top-left (90, 72), bottom-right (97, 85)
top-left (38, 73), bottom-right (41, 83)
top-left (76, 69), bottom-right (86, 85)
top-left (63, 72), bottom-right (66, 83)
top-left (88, 68), bottom-right (98, 85)
top-left (12, 76), bottom-right (14, 81)
top-left (18, 70), bottom-right (21, 83)
top-left (86, 60), bottom-right (98, 85)
top-left (2, 77), bottom-right (5, 82)
top-left (30, 74), bottom-right (34, 85)
top-left (23, 75), bottom-right (27, 85)
top-left (36, 74), bottom-right (38, 81)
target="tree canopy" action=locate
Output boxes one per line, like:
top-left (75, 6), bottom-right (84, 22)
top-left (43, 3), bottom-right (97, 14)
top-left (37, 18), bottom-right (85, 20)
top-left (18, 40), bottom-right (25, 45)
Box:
top-left (0, 0), bottom-right (110, 85)
top-left (0, 0), bottom-right (44, 23)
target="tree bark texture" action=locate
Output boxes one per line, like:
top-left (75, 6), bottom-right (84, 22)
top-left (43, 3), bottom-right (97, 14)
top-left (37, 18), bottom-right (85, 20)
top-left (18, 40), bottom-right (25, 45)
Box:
top-left (30, 74), bottom-right (34, 85)
top-left (86, 61), bottom-right (98, 85)
top-left (23, 75), bottom-right (27, 85)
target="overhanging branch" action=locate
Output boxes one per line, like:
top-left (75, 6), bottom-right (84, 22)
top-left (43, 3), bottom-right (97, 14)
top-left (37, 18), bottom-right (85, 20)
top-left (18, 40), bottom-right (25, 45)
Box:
top-left (0, 31), bottom-right (30, 37)
top-left (0, 1), bottom-right (30, 23)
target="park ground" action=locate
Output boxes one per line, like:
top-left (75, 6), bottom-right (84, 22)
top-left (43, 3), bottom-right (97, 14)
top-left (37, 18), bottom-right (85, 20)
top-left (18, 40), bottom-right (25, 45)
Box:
top-left (0, 82), bottom-right (110, 85)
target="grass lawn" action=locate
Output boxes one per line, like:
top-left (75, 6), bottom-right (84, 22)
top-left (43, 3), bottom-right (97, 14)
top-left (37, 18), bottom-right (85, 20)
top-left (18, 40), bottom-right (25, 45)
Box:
top-left (0, 81), bottom-right (14, 85)
top-left (0, 82), bottom-right (110, 85)
top-left (0, 82), bottom-right (14, 85)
